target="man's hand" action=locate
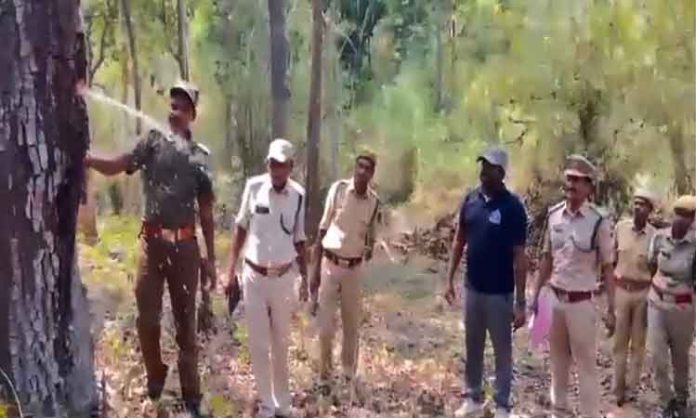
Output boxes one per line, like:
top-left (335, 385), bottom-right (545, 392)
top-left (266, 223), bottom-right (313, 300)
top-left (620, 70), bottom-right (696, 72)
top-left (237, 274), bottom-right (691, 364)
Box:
top-left (513, 305), bottom-right (526, 331)
top-left (444, 282), bottom-right (456, 306)
top-left (201, 258), bottom-right (217, 292)
top-left (604, 309), bottom-right (616, 336)
top-left (299, 277), bottom-right (309, 303)
top-left (84, 153), bottom-right (93, 169)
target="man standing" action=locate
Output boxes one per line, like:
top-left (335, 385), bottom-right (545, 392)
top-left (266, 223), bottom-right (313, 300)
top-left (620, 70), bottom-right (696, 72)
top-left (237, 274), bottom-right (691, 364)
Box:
top-left (85, 81), bottom-right (215, 417)
top-left (612, 189), bottom-right (657, 406)
top-left (530, 155), bottom-right (615, 418)
top-left (310, 151), bottom-right (380, 384)
top-left (647, 195), bottom-right (696, 418)
top-left (224, 139), bottom-right (308, 418)
top-left (445, 147), bottom-right (528, 418)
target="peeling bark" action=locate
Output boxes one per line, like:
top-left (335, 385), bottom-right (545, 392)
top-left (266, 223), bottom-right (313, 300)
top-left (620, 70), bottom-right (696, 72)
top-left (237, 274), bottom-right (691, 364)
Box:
top-left (0, 0), bottom-right (96, 415)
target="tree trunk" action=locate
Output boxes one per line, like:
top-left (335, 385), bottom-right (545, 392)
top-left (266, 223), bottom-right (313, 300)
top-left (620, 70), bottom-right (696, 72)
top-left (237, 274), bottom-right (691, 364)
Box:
top-left (305, 0), bottom-right (324, 242)
top-left (434, 2), bottom-right (444, 112)
top-left (668, 125), bottom-right (694, 194)
top-left (223, 97), bottom-right (235, 171)
top-left (120, 0), bottom-right (142, 134)
top-left (77, 171), bottom-right (99, 245)
top-left (268, 0), bottom-right (290, 139)
top-left (0, 0), bottom-right (96, 415)
top-left (177, 0), bottom-right (190, 80)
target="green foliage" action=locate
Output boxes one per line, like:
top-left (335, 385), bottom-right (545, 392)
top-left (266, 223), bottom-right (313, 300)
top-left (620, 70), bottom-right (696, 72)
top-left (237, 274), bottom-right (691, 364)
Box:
top-left (84, 0), bottom-right (695, 214)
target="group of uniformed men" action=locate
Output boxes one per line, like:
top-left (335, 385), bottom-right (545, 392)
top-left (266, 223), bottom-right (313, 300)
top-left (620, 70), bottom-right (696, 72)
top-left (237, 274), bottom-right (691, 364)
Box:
top-left (85, 83), bottom-right (695, 418)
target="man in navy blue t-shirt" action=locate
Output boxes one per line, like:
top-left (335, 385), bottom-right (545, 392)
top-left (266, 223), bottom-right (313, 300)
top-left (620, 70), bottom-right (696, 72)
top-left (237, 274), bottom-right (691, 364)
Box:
top-left (445, 147), bottom-right (528, 418)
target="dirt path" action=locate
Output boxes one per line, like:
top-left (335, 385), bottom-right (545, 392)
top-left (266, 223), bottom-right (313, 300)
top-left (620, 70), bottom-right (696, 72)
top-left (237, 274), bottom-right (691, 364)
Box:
top-left (83, 237), bottom-right (693, 417)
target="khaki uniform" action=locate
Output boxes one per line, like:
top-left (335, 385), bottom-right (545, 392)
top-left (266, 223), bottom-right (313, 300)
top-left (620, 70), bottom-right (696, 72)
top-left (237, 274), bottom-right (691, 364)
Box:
top-left (128, 129), bottom-right (213, 404)
top-left (235, 174), bottom-right (306, 418)
top-left (647, 230), bottom-right (696, 406)
top-left (612, 219), bottom-right (655, 399)
top-left (542, 201), bottom-right (613, 417)
top-left (317, 179), bottom-right (380, 379)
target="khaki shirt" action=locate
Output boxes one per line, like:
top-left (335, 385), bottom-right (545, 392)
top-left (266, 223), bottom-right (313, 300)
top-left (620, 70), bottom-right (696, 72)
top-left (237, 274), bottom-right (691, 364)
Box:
top-left (648, 230), bottom-right (696, 301)
top-left (542, 201), bottom-right (614, 292)
top-left (319, 179), bottom-right (380, 259)
top-left (127, 130), bottom-right (213, 228)
top-left (235, 174), bottom-right (306, 267)
top-left (614, 219), bottom-right (656, 282)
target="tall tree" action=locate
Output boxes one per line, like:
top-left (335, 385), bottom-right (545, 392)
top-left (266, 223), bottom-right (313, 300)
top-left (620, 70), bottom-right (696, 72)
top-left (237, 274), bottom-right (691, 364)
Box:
top-left (177, 0), bottom-right (190, 80)
top-left (0, 0), bottom-right (96, 415)
top-left (268, 0), bottom-right (290, 139)
top-left (305, 0), bottom-right (325, 241)
top-left (120, 0), bottom-right (142, 134)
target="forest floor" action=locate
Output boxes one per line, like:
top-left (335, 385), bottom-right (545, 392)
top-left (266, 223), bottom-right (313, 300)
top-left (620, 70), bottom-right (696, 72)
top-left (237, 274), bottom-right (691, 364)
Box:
top-left (80, 216), bottom-right (695, 418)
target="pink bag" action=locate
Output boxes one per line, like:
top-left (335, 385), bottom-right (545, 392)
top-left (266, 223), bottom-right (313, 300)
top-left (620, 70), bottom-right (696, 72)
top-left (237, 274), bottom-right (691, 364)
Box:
top-left (528, 287), bottom-right (553, 351)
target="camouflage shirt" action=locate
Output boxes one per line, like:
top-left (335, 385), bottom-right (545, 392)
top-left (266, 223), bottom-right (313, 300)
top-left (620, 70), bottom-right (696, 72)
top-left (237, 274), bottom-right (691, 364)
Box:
top-left (127, 129), bottom-right (213, 228)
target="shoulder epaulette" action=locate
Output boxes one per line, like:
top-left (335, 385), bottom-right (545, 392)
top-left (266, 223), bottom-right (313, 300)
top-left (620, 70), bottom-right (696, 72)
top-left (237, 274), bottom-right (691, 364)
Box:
top-left (589, 204), bottom-right (607, 219)
top-left (194, 142), bottom-right (211, 155)
top-left (547, 201), bottom-right (565, 216)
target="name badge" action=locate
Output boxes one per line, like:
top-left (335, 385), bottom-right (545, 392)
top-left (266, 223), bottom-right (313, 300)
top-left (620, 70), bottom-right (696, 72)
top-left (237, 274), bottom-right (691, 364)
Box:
top-left (255, 205), bottom-right (270, 214)
top-left (488, 209), bottom-right (501, 225)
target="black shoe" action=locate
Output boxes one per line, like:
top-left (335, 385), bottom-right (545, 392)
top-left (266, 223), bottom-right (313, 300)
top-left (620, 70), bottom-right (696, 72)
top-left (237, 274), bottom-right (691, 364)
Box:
top-left (146, 364), bottom-right (169, 400)
top-left (184, 401), bottom-right (203, 418)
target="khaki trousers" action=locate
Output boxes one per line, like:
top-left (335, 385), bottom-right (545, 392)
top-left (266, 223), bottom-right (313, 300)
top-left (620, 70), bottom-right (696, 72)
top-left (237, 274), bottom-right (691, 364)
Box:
top-left (612, 287), bottom-right (649, 399)
top-left (317, 259), bottom-right (363, 379)
top-left (647, 302), bottom-right (695, 406)
top-left (242, 264), bottom-right (296, 418)
top-left (135, 237), bottom-right (200, 403)
top-left (549, 293), bottom-right (599, 418)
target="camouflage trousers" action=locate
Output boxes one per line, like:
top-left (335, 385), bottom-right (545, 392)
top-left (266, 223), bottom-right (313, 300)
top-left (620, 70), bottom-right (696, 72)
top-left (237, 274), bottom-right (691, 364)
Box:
top-left (135, 236), bottom-right (200, 404)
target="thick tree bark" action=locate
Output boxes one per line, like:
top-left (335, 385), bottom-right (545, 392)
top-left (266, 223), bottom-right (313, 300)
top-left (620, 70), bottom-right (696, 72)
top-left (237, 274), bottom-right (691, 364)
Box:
top-left (0, 0), bottom-right (96, 415)
top-left (120, 0), bottom-right (142, 134)
top-left (305, 0), bottom-right (324, 241)
top-left (177, 0), bottom-right (190, 80)
top-left (268, 0), bottom-right (290, 139)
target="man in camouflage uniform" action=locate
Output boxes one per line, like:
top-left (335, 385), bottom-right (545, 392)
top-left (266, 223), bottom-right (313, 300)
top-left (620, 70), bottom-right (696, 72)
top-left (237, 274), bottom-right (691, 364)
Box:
top-left (85, 81), bottom-right (215, 417)
top-left (530, 155), bottom-right (615, 418)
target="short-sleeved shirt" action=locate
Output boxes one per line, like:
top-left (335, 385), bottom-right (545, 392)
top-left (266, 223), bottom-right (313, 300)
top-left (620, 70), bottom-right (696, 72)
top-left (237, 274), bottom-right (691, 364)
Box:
top-left (127, 129), bottom-right (213, 228)
top-left (614, 219), bottom-right (656, 282)
top-left (648, 230), bottom-right (696, 297)
top-left (319, 179), bottom-right (380, 259)
top-left (235, 174), bottom-right (306, 267)
top-left (459, 187), bottom-right (527, 294)
top-left (542, 201), bottom-right (613, 292)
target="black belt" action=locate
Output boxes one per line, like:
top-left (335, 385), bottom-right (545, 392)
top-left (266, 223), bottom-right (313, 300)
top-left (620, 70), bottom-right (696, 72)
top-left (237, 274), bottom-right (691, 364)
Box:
top-left (245, 259), bottom-right (293, 277)
top-left (324, 250), bottom-right (363, 268)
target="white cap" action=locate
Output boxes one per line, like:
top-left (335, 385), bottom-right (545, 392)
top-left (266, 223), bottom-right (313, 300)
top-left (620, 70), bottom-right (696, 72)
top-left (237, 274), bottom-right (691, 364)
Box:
top-left (266, 138), bottom-right (294, 163)
top-left (478, 146), bottom-right (509, 173)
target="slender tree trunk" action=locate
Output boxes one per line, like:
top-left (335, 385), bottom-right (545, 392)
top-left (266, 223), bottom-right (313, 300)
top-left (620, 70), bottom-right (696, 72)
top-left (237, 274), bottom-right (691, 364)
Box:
top-left (268, 0), bottom-right (290, 139)
top-left (0, 0), bottom-right (96, 415)
top-left (434, 2), bottom-right (444, 111)
top-left (177, 0), bottom-right (190, 80)
top-left (77, 171), bottom-right (99, 245)
top-left (223, 97), bottom-right (235, 171)
top-left (120, 0), bottom-right (142, 134)
top-left (305, 0), bottom-right (324, 241)
top-left (668, 125), bottom-right (694, 194)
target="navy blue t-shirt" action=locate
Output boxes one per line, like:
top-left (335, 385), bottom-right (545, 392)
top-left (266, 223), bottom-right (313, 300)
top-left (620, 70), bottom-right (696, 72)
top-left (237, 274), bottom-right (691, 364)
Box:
top-left (459, 187), bottom-right (527, 294)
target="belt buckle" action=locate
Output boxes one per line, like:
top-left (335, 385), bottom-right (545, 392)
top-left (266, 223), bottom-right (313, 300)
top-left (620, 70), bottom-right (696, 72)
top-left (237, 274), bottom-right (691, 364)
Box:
top-left (663, 293), bottom-right (675, 303)
top-left (161, 229), bottom-right (176, 243)
top-left (266, 266), bottom-right (284, 277)
top-left (338, 259), bottom-right (350, 268)
top-left (559, 292), bottom-right (570, 303)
